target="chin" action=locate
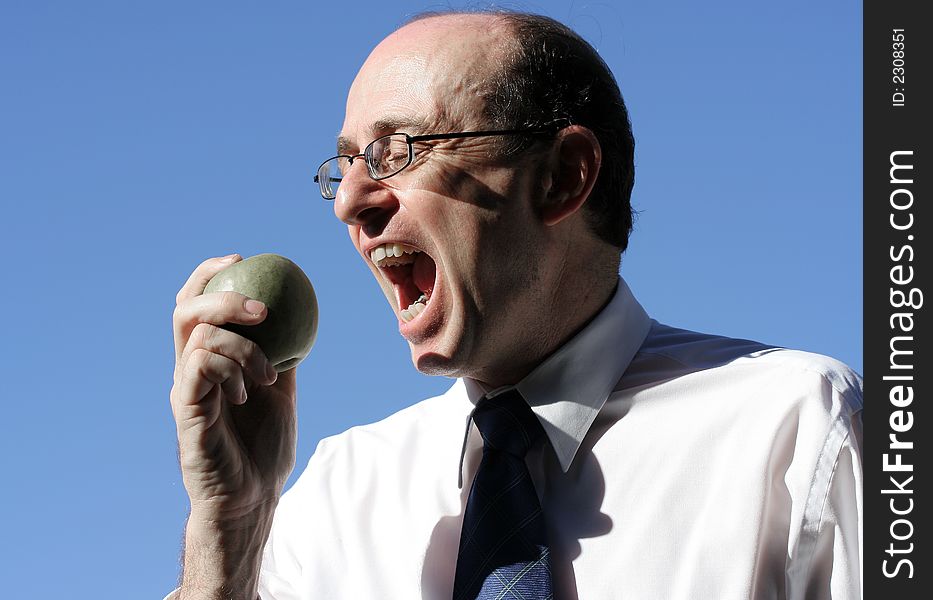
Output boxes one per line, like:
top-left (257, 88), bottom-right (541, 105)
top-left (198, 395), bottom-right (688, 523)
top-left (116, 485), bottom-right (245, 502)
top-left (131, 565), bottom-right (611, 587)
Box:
top-left (413, 352), bottom-right (460, 377)
top-left (409, 336), bottom-right (459, 377)
top-left (409, 327), bottom-right (473, 378)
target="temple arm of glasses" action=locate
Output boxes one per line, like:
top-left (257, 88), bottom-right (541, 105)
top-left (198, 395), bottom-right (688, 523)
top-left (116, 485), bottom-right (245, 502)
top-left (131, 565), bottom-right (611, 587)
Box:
top-left (409, 120), bottom-right (571, 143)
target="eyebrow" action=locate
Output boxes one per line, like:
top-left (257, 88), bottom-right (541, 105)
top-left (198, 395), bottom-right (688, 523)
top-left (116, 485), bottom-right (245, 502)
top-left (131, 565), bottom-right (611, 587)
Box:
top-left (335, 116), bottom-right (432, 155)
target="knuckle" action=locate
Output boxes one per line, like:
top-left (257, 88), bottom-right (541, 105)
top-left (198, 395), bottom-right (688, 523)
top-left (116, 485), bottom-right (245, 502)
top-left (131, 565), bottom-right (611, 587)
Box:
top-left (238, 333), bottom-right (259, 355)
top-left (187, 348), bottom-right (213, 372)
top-left (172, 299), bottom-right (200, 333)
top-left (172, 302), bottom-right (185, 324)
top-left (221, 292), bottom-right (243, 311)
top-left (221, 291), bottom-right (244, 313)
top-left (190, 322), bottom-right (216, 348)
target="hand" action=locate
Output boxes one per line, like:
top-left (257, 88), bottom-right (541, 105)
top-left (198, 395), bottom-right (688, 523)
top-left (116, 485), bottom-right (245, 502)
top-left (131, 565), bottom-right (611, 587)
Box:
top-left (170, 254), bottom-right (298, 525)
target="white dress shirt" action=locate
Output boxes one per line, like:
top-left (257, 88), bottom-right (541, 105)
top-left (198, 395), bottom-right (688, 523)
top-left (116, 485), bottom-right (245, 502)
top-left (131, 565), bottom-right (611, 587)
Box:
top-left (169, 277), bottom-right (863, 599)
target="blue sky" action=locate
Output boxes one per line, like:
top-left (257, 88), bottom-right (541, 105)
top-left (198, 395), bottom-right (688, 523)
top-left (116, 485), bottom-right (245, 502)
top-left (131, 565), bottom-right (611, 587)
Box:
top-left (0, 1), bottom-right (861, 596)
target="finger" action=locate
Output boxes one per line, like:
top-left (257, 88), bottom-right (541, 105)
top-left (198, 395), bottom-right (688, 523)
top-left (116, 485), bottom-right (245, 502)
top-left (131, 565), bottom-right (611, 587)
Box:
top-left (183, 322), bottom-right (277, 387)
top-left (175, 254), bottom-right (242, 305)
top-left (220, 368), bottom-right (248, 407)
top-left (172, 349), bottom-right (247, 426)
top-left (173, 291), bottom-right (267, 361)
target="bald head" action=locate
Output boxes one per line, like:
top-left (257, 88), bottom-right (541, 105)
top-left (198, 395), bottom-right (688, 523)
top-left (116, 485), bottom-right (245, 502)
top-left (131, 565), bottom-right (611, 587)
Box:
top-left (347, 14), bottom-right (515, 136)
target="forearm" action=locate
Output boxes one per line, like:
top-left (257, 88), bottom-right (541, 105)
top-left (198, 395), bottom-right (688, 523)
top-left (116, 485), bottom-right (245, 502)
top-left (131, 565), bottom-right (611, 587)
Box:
top-left (178, 505), bottom-right (276, 600)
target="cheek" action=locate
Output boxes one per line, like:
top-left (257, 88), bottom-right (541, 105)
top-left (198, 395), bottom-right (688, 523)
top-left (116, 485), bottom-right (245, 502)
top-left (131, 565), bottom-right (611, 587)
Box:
top-left (410, 160), bottom-right (511, 213)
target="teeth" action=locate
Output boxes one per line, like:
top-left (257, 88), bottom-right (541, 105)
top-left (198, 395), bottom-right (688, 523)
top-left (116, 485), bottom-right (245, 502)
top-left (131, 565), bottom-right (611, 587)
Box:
top-left (368, 243), bottom-right (431, 322)
top-left (370, 242), bottom-right (420, 267)
top-left (400, 294), bottom-right (429, 323)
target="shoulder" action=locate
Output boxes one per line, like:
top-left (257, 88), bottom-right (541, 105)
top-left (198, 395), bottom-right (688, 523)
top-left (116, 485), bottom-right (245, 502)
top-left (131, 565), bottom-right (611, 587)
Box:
top-left (742, 347), bottom-right (862, 412)
top-left (616, 323), bottom-right (863, 511)
top-left (625, 321), bottom-right (862, 416)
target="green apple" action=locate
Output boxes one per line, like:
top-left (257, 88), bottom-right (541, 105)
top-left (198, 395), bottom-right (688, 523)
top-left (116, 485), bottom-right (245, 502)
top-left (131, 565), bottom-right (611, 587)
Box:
top-left (203, 253), bottom-right (318, 372)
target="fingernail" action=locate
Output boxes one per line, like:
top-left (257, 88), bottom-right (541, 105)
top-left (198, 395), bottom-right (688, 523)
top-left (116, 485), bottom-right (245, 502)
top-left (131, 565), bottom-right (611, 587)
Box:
top-left (220, 253), bottom-right (239, 262)
top-left (244, 299), bottom-right (265, 314)
top-left (266, 362), bottom-right (278, 382)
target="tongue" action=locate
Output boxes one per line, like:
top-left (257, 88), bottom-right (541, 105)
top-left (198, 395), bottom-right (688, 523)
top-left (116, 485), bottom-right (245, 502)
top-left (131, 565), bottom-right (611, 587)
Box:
top-left (412, 253), bottom-right (436, 297)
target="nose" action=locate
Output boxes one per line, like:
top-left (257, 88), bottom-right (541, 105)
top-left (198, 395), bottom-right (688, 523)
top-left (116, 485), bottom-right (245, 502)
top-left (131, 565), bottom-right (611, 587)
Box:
top-left (333, 157), bottom-right (398, 228)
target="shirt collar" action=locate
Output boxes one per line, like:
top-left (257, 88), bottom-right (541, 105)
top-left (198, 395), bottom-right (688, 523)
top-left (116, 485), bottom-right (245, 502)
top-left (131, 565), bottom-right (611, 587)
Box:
top-left (463, 276), bottom-right (651, 472)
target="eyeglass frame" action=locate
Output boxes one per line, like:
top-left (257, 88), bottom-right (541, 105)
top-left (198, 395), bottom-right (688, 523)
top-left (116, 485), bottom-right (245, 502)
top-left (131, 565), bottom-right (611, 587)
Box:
top-left (314, 119), bottom-right (572, 200)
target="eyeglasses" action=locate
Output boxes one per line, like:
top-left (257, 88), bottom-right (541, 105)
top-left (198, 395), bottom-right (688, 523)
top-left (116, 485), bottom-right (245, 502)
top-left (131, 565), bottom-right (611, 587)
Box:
top-left (314, 120), bottom-right (570, 200)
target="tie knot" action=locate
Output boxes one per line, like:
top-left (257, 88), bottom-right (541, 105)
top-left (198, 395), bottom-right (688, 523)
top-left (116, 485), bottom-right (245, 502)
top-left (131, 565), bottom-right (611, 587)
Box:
top-left (472, 390), bottom-right (544, 458)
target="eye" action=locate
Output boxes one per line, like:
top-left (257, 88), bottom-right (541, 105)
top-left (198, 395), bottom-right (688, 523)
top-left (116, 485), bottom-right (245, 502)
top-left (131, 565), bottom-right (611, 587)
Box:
top-left (375, 135), bottom-right (410, 173)
top-left (387, 149), bottom-right (408, 165)
top-left (385, 137), bottom-right (409, 162)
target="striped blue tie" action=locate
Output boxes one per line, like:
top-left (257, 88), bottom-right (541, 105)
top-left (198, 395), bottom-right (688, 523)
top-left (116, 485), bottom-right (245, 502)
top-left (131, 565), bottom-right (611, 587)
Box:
top-left (453, 390), bottom-right (553, 600)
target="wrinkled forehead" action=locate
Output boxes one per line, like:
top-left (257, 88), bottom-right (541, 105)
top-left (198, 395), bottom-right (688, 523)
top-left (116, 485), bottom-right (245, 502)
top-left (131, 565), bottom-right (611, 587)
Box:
top-left (339, 16), bottom-right (509, 151)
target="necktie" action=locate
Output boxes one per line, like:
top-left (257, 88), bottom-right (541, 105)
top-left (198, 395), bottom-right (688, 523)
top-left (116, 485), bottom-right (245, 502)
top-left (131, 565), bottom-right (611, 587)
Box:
top-left (453, 389), bottom-right (553, 600)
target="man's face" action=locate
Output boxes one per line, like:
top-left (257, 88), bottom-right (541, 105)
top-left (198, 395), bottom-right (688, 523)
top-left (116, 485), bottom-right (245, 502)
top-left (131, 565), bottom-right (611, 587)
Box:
top-left (333, 17), bottom-right (555, 384)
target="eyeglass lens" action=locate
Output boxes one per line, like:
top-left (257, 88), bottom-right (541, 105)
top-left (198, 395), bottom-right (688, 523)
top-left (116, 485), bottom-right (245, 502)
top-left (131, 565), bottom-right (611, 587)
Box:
top-left (367, 134), bottom-right (412, 179)
top-left (316, 158), bottom-right (348, 200)
top-left (317, 134), bottom-right (414, 200)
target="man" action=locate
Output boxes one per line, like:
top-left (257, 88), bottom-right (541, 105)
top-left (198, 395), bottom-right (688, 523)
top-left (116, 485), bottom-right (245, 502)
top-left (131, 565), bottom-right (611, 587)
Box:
top-left (168, 11), bottom-right (862, 600)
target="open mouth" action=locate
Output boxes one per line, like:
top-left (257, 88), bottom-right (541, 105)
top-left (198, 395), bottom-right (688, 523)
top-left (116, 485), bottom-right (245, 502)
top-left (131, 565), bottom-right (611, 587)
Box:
top-left (369, 242), bottom-right (437, 323)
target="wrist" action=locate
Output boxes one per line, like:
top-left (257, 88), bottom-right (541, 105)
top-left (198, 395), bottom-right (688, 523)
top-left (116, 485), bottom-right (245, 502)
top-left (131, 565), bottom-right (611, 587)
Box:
top-left (180, 501), bottom-right (277, 600)
top-left (187, 494), bottom-right (279, 532)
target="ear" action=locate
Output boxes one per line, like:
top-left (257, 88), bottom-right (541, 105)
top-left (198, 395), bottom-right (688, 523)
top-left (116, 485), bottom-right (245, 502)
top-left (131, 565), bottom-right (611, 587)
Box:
top-left (539, 125), bottom-right (602, 226)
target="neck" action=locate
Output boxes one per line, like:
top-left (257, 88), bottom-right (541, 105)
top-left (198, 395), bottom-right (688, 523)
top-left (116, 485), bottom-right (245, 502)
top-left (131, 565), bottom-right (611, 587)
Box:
top-left (472, 252), bottom-right (620, 388)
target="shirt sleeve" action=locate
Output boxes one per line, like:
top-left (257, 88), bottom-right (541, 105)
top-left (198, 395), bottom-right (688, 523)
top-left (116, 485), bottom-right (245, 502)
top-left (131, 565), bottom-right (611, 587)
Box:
top-left (808, 411), bottom-right (862, 598)
top-left (790, 375), bottom-right (863, 599)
